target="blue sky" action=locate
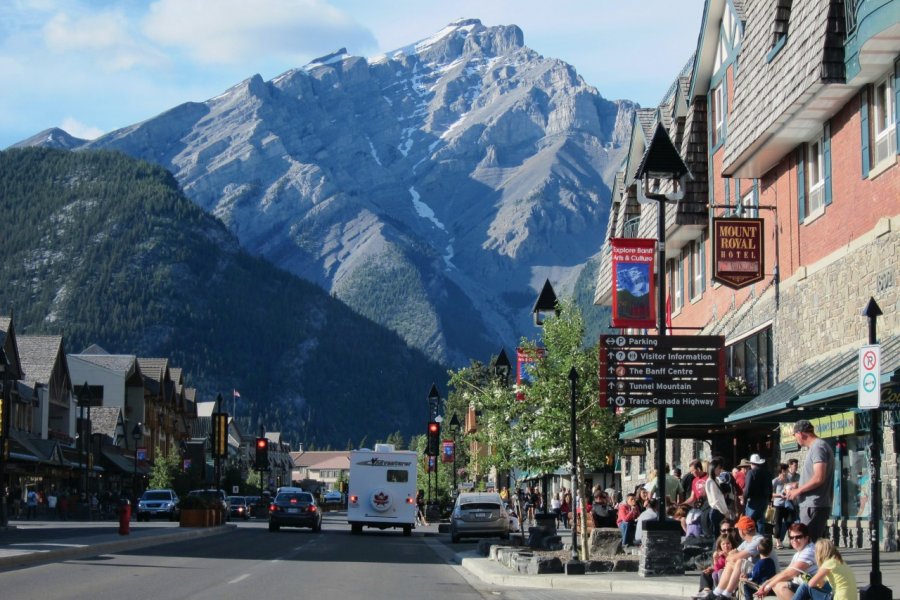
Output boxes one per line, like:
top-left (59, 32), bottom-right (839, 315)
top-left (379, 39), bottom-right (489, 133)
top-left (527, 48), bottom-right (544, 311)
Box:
top-left (0, 0), bottom-right (706, 149)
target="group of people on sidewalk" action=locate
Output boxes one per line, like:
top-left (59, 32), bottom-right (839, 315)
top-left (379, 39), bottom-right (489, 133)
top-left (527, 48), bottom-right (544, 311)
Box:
top-left (692, 419), bottom-right (852, 600)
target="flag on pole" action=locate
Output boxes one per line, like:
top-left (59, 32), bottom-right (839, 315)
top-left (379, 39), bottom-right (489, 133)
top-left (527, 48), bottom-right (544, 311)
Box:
top-left (233, 390), bottom-right (241, 398)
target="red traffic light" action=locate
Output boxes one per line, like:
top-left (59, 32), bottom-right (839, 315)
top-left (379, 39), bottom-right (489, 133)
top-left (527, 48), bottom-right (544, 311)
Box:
top-left (257, 438), bottom-right (267, 449)
top-left (428, 422), bottom-right (439, 434)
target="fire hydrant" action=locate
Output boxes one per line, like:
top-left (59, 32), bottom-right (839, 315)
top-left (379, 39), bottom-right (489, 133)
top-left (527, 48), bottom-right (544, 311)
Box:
top-left (118, 499), bottom-right (131, 535)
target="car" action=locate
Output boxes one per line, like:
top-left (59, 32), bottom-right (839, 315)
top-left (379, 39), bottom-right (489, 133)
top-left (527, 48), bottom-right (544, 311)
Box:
top-left (228, 496), bottom-right (251, 520)
top-left (268, 490), bottom-right (322, 532)
top-left (323, 490), bottom-right (343, 504)
top-left (449, 492), bottom-right (510, 543)
top-left (187, 489), bottom-right (231, 521)
top-left (244, 495), bottom-right (260, 516)
top-left (136, 489), bottom-right (180, 521)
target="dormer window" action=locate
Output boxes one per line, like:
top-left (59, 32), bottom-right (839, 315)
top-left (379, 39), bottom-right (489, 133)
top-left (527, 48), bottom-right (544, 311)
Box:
top-left (767, 0), bottom-right (792, 61)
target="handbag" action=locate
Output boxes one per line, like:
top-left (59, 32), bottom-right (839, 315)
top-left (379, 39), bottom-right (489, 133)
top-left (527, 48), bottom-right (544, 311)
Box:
top-left (765, 503), bottom-right (775, 523)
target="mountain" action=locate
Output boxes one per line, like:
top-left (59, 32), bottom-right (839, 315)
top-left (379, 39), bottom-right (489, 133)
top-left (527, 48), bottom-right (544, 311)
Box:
top-left (0, 147), bottom-right (447, 448)
top-left (11, 127), bottom-right (87, 150)
top-left (19, 19), bottom-right (634, 365)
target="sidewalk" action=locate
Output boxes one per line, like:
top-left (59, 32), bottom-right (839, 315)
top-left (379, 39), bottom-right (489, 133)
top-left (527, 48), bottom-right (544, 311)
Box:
top-left (454, 542), bottom-right (900, 598)
top-left (0, 518), bottom-right (232, 570)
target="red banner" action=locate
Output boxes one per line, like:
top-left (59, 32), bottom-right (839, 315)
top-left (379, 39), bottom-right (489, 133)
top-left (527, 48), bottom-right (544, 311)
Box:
top-left (441, 440), bottom-right (454, 463)
top-left (611, 238), bottom-right (656, 328)
top-left (516, 347), bottom-right (545, 401)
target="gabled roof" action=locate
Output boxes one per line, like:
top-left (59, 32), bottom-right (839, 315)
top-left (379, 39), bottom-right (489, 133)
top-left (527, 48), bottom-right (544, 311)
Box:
top-left (0, 316), bottom-right (24, 379)
top-left (17, 335), bottom-right (63, 386)
top-left (72, 352), bottom-right (139, 376)
top-left (138, 357), bottom-right (168, 396)
top-left (91, 406), bottom-right (123, 439)
top-left (307, 455), bottom-right (350, 470)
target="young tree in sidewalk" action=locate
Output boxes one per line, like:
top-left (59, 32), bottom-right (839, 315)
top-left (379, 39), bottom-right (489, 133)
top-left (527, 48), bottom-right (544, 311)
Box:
top-left (148, 446), bottom-right (180, 490)
top-left (514, 299), bottom-right (624, 558)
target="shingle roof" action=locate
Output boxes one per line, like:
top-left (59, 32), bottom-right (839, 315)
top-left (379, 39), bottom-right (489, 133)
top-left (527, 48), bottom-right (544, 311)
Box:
top-left (17, 335), bottom-right (62, 385)
top-left (291, 450), bottom-right (351, 467)
top-left (73, 353), bottom-right (138, 375)
top-left (723, 0), bottom-right (839, 172)
top-left (91, 406), bottom-right (122, 439)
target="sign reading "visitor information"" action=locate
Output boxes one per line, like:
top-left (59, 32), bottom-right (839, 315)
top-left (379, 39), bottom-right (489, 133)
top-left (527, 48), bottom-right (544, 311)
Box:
top-left (599, 335), bottom-right (726, 409)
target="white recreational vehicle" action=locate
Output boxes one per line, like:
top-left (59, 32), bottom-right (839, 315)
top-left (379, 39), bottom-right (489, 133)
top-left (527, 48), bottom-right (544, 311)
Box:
top-left (347, 444), bottom-right (417, 535)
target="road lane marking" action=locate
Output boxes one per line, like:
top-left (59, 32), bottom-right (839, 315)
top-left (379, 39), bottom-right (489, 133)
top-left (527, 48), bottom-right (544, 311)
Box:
top-left (228, 574), bottom-right (250, 584)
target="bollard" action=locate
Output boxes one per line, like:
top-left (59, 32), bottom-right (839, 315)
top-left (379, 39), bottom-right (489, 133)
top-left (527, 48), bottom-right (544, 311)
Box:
top-left (118, 499), bottom-right (131, 535)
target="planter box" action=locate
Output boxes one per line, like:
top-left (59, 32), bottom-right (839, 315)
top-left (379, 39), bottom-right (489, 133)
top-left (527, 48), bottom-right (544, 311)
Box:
top-left (180, 509), bottom-right (207, 528)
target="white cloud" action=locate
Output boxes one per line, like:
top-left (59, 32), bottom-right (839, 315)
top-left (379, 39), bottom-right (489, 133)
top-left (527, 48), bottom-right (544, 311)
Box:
top-left (59, 117), bottom-right (104, 141)
top-left (142, 0), bottom-right (377, 65)
top-left (41, 8), bottom-right (167, 71)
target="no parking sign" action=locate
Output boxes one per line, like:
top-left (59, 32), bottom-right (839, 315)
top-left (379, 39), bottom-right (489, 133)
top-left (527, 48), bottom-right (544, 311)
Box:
top-left (859, 344), bottom-right (881, 408)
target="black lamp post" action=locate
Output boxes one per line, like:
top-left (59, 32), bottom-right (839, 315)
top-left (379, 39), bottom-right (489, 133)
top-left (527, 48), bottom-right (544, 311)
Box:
top-left (531, 280), bottom-right (559, 516)
top-left (0, 349), bottom-right (10, 528)
top-left (78, 382), bottom-right (92, 508)
top-left (449, 413), bottom-right (460, 498)
top-left (132, 422), bottom-right (142, 507)
top-left (492, 348), bottom-right (512, 385)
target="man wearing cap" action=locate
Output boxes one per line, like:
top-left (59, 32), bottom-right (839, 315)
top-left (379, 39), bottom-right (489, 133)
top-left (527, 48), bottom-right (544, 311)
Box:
top-left (785, 419), bottom-right (834, 541)
top-left (697, 515), bottom-right (765, 600)
top-left (744, 453), bottom-right (773, 534)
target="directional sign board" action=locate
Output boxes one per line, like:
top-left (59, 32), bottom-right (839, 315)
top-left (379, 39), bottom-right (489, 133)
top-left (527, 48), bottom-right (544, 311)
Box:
top-left (599, 335), bottom-right (726, 409)
top-left (858, 344), bottom-right (881, 409)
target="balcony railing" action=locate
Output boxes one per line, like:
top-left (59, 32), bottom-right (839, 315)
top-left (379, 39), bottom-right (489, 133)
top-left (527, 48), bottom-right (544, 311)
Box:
top-left (845, 0), bottom-right (861, 35)
top-left (623, 217), bottom-right (641, 238)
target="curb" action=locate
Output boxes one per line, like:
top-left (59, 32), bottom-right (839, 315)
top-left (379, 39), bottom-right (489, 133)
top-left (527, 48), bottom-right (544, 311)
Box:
top-left (0, 525), bottom-right (235, 570)
top-left (457, 551), bottom-right (697, 597)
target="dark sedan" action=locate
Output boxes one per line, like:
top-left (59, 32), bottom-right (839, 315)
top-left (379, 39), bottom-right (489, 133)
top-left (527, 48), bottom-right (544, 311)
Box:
top-left (268, 491), bottom-right (322, 532)
top-left (228, 496), bottom-right (251, 520)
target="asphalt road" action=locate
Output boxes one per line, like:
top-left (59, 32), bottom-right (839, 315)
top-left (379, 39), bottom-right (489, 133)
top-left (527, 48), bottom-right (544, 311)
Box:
top-left (0, 513), bottom-right (671, 600)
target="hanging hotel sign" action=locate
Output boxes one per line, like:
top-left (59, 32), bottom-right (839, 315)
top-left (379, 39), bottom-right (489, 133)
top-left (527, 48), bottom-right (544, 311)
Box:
top-left (712, 217), bottom-right (764, 289)
top-left (610, 238), bottom-right (656, 328)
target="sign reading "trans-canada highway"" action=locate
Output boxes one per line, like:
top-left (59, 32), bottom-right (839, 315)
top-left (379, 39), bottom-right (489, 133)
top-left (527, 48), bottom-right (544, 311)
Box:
top-left (599, 335), bottom-right (726, 409)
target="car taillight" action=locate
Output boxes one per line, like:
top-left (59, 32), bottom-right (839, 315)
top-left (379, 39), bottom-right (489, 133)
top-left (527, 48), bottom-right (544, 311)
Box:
top-left (406, 497), bottom-right (415, 504)
top-left (350, 495), bottom-right (358, 504)
top-left (309, 505), bottom-right (317, 512)
top-left (269, 503), bottom-right (277, 513)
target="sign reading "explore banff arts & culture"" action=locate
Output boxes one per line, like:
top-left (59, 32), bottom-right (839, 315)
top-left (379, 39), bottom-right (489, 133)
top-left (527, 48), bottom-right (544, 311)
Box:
top-left (712, 217), bottom-right (765, 289)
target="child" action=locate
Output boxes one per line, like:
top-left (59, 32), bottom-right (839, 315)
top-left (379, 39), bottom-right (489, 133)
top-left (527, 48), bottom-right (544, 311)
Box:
top-left (697, 533), bottom-right (735, 596)
top-left (742, 537), bottom-right (776, 599)
top-left (686, 502), bottom-right (704, 537)
top-left (799, 539), bottom-right (855, 600)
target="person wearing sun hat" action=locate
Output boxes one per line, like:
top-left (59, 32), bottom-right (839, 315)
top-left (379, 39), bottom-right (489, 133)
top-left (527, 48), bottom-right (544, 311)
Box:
top-left (744, 453), bottom-right (773, 534)
top-left (785, 419), bottom-right (834, 541)
top-left (696, 515), bottom-right (766, 600)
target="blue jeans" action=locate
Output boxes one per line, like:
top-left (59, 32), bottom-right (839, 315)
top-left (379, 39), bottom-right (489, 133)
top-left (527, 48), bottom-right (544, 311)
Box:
top-left (619, 521), bottom-right (635, 546)
top-left (791, 581), bottom-right (832, 600)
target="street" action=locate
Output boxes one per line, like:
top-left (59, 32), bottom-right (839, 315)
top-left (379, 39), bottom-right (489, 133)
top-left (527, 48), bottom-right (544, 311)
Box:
top-left (0, 512), bottom-right (676, 600)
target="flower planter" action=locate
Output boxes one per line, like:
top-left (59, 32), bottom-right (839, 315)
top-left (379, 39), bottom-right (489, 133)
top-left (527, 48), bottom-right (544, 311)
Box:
top-left (180, 509), bottom-right (207, 528)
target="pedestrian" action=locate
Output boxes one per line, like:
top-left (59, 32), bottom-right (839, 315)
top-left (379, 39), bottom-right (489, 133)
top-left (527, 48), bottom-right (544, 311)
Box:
top-left (616, 492), bottom-right (640, 547)
top-left (697, 532), bottom-right (737, 596)
top-left (705, 456), bottom-right (739, 536)
top-left (646, 463), bottom-right (683, 507)
top-left (740, 537), bottom-right (776, 600)
top-left (415, 489), bottom-right (427, 526)
top-left (681, 459), bottom-right (710, 533)
top-left (772, 461), bottom-right (798, 549)
top-left (25, 488), bottom-right (38, 520)
top-left (47, 489), bottom-right (58, 519)
top-left (733, 458), bottom-right (751, 508)
top-left (699, 515), bottom-right (765, 600)
top-left (634, 498), bottom-right (659, 545)
top-left (560, 490), bottom-right (571, 529)
top-left (591, 491), bottom-right (613, 528)
top-left (785, 419), bottom-right (834, 542)
top-left (800, 539), bottom-right (855, 600)
top-left (753, 522), bottom-right (822, 600)
top-left (550, 492), bottom-right (562, 526)
top-left (744, 453), bottom-right (773, 534)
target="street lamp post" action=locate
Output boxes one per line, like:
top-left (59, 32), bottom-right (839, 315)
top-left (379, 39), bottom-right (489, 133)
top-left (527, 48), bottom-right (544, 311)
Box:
top-left (532, 280), bottom-right (559, 515)
top-left (449, 413), bottom-right (460, 499)
top-left (567, 367), bottom-right (581, 573)
top-left (132, 422), bottom-right (142, 508)
top-left (78, 382), bottom-right (92, 514)
top-left (0, 349), bottom-right (10, 528)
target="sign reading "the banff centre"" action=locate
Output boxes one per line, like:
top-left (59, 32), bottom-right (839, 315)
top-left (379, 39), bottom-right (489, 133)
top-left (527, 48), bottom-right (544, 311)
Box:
top-left (712, 217), bottom-right (765, 289)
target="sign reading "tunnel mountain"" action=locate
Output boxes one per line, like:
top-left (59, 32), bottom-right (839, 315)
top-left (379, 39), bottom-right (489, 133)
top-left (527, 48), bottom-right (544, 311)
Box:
top-left (712, 217), bottom-right (765, 289)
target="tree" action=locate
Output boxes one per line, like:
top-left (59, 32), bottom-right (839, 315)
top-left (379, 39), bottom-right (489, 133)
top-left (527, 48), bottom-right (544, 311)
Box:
top-left (148, 446), bottom-right (180, 490)
top-left (515, 298), bottom-right (624, 558)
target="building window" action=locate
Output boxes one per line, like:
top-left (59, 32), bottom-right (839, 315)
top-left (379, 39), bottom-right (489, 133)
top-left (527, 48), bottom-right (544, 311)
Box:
top-left (711, 84), bottom-right (725, 146)
top-left (688, 234), bottom-right (706, 300)
top-left (639, 452), bottom-right (647, 476)
top-left (806, 135), bottom-right (826, 218)
top-left (692, 440), bottom-right (705, 463)
top-left (668, 258), bottom-right (684, 313)
top-left (624, 456), bottom-right (631, 477)
top-left (740, 184), bottom-right (758, 218)
top-left (872, 73), bottom-right (897, 169)
top-left (726, 326), bottom-right (775, 395)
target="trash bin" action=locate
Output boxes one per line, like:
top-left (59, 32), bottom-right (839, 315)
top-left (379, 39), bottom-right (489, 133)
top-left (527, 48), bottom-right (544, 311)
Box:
top-left (118, 499), bottom-right (131, 535)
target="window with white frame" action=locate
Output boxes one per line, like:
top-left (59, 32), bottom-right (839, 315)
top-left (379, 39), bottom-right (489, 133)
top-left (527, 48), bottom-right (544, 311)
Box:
top-left (712, 84), bottom-right (725, 146)
top-left (668, 258), bottom-right (684, 313)
top-left (688, 235), bottom-right (706, 300)
top-left (806, 135), bottom-right (826, 217)
top-left (741, 186), bottom-right (758, 218)
top-left (872, 73), bottom-right (897, 168)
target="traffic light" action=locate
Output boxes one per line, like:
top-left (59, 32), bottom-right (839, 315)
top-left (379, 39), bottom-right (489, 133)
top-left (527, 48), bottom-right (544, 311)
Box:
top-left (255, 437), bottom-right (269, 470)
top-left (211, 412), bottom-right (228, 458)
top-left (426, 421), bottom-right (440, 456)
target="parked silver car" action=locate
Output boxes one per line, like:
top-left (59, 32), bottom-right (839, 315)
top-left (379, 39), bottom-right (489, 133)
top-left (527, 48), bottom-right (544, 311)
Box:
top-left (449, 492), bottom-right (510, 543)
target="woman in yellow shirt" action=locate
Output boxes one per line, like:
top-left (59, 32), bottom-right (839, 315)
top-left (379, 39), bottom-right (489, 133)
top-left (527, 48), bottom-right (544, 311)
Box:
top-left (804, 539), bottom-right (857, 600)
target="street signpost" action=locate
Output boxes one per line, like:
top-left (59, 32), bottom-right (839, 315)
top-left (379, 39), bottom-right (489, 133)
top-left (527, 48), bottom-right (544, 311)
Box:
top-left (858, 344), bottom-right (881, 409)
top-left (599, 335), bottom-right (726, 409)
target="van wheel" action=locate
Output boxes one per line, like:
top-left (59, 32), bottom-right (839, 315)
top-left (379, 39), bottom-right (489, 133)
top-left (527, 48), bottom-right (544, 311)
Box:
top-left (403, 525), bottom-right (412, 536)
top-left (351, 523), bottom-right (362, 534)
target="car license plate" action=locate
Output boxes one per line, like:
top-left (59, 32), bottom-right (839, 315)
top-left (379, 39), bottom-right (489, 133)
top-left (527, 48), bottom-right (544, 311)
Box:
top-left (475, 512), bottom-right (487, 519)
top-left (287, 508), bottom-right (298, 514)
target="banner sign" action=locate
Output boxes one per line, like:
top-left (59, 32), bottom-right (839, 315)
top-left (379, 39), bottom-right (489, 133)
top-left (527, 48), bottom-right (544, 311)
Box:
top-left (516, 347), bottom-right (545, 401)
top-left (136, 448), bottom-right (147, 461)
top-left (611, 238), bottom-right (656, 329)
top-left (620, 441), bottom-right (646, 456)
top-left (599, 334), bottom-right (726, 408)
top-left (712, 218), bottom-right (764, 289)
top-left (441, 440), bottom-right (454, 463)
top-left (425, 454), bottom-right (436, 473)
